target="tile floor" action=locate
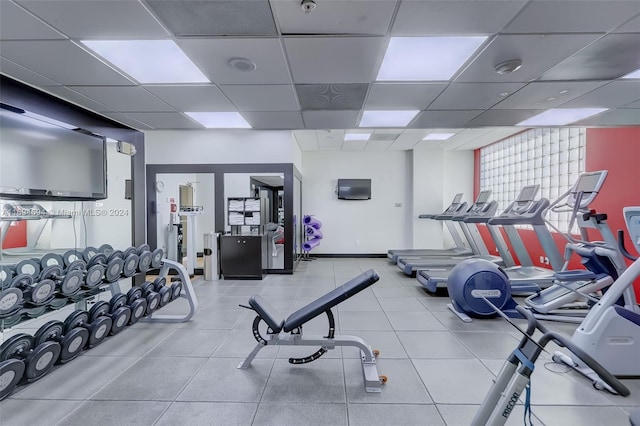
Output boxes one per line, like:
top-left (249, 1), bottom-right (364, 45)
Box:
top-left (1, 258), bottom-right (638, 425)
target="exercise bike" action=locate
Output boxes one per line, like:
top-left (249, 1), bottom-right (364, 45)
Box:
top-left (472, 302), bottom-right (629, 426)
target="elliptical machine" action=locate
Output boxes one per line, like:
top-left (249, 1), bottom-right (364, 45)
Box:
top-left (552, 206), bottom-right (640, 393)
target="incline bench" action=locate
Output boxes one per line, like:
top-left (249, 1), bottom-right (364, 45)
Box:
top-left (238, 269), bottom-right (387, 392)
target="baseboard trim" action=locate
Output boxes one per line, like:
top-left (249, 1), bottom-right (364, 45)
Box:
top-left (309, 254), bottom-right (387, 258)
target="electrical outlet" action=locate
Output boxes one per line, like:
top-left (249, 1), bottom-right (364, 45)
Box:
top-left (395, 203), bottom-right (402, 207)
top-left (539, 256), bottom-right (544, 263)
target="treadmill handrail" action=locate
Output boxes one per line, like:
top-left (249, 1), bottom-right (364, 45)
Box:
top-left (488, 199), bottom-right (550, 226)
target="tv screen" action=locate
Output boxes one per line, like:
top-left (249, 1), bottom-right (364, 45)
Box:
top-left (0, 104), bottom-right (107, 201)
top-left (337, 179), bottom-right (371, 200)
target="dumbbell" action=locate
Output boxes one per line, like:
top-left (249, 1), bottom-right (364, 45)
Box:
top-left (39, 265), bottom-right (84, 296)
top-left (62, 308), bottom-right (112, 349)
top-left (139, 281), bottom-right (162, 315)
top-left (84, 249), bottom-right (124, 283)
top-left (117, 247), bottom-right (140, 278)
top-left (0, 358), bottom-right (24, 400)
top-left (170, 281), bottom-right (183, 301)
top-left (125, 287), bottom-right (148, 325)
top-left (104, 293), bottom-right (132, 335)
top-left (58, 259), bottom-right (105, 290)
top-left (10, 274), bottom-right (55, 306)
top-left (33, 319), bottom-right (88, 364)
top-left (150, 248), bottom-right (164, 269)
top-left (0, 266), bottom-right (23, 317)
top-left (98, 244), bottom-right (114, 256)
top-left (0, 333), bottom-right (60, 384)
top-left (134, 244), bottom-right (153, 273)
top-left (151, 277), bottom-right (173, 307)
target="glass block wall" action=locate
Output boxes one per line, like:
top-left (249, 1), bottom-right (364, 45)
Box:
top-left (479, 128), bottom-right (586, 232)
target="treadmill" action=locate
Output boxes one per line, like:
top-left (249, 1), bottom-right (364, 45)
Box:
top-left (387, 193), bottom-right (472, 263)
top-left (420, 184), bottom-right (564, 295)
top-left (396, 191), bottom-right (505, 277)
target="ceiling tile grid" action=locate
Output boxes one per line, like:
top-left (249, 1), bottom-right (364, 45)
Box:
top-left (0, 0), bottom-right (638, 151)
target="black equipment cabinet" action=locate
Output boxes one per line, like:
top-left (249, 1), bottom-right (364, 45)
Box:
top-left (220, 235), bottom-right (269, 279)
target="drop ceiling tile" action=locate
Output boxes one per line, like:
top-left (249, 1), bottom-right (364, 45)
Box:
top-left (365, 83), bottom-right (447, 110)
top-left (0, 1), bottom-right (64, 40)
top-left (409, 110), bottom-right (482, 128)
top-left (574, 108), bottom-right (640, 126)
top-left (43, 86), bottom-right (114, 114)
top-left (242, 111), bottom-right (304, 129)
top-left (494, 81), bottom-right (608, 110)
top-left (369, 132), bottom-right (400, 141)
top-left (217, 85), bottom-right (296, 111)
top-left (144, 85), bottom-right (234, 111)
top-left (0, 41), bottom-right (133, 85)
top-left (68, 86), bottom-right (174, 113)
top-left (429, 83), bottom-right (525, 110)
top-left (541, 33), bottom-right (640, 81)
top-left (392, 1), bottom-right (526, 35)
top-left (273, 0), bottom-right (396, 35)
top-left (391, 130), bottom-right (427, 149)
top-left (316, 129), bottom-right (344, 146)
top-left (388, 138), bottom-right (420, 150)
top-left (302, 110), bottom-right (359, 129)
top-left (559, 81), bottom-right (640, 108)
top-left (342, 140), bottom-right (368, 151)
top-left (364, 139), bottom-right (394, 151)
top-left (146, 0), bottom-right (277, 36)
top-left (297, 84), bottom-right (368, 110)
top-left (447, 127), bottom-right (521, 150)
top-left (503, 1), bottom-right (640, 33)
top-left (465, 109), bottom-right (544, 127)
top-left (177, 38), bottom-right (291, 84)
top-left (284, 37), bottom-right (384, 83)
top-left (125, 112), bottom-right (204, 129)
top-left (614, 13), bottom-right (640, 32)
top-left (297, 139), bottom-right (319, 151)
top-left (457, 34), bottom-right (603, 83)
top-left (0, 58), bottom-right (60, 87)
top-left (99, 112), bottom-right (154, 130)
top-left (414, 140), bottom-right (446, 149)
top-left (16, 0), bottom-right (169, 38)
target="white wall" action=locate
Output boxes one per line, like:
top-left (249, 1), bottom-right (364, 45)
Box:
top-left (292, 137), bottom-right (303, 173)
top-left (441, 150), bottom-right (475, 249)
top-left (411, 147), bottom-right (445, 250)
top-left (145, 130), bottom-right (295, 164)
top-left (302, 151), bottom-right (412, 254)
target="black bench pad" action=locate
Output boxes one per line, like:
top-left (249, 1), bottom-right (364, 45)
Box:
top-left (283, 269), bottom-right (380, 332)
top-left (249, 295), bottom-right (284, 333)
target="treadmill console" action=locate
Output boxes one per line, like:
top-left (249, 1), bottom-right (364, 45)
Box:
top-left (624, 207), bottom-right (640, 253)
top-left (512, 185), bottom-right (540, 213)
top-left (568, 170), bottom-right (608, 209)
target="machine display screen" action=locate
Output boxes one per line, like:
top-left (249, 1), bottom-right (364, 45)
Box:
top-left (452, 193), bottom-right (463, 204)
top-left (516, 185), bottom-right (539, 202)
top-left (475, 190), bottom-right (491, 204)
top-left (569, 171), bottom-right (608, 208)
top-left (0, 104), bottom-right (107, 201)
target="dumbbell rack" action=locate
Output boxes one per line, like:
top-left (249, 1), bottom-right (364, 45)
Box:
top-left (0, 245), bottom-right (199, 400)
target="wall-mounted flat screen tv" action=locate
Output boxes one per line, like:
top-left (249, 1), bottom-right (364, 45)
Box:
top-left (337, 179), bottom-right (371, 200)
top-left (0, 103), bottom-right (107, 201)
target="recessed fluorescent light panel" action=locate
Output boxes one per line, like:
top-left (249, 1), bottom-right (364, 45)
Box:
top-left (185, 112), bottom-right (251, 128)
top-left (423, 133), bottom-right (456, 140)
top-left (360, 110), bottom-right (419, 127)
top-left (517, 108), bottom-right (608, 126)
top-left (622, 68), bottom-right (640, 79)
top-left (377, 36), bottom-right (487, 81)
top-left (344, 133), bottom-right (371, 141)
top-left (81, 40), bottom-right (209, 84)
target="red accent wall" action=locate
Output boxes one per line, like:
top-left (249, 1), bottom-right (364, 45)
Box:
top-left (2, 221), bottom-right (27, 249)
top-left (585, 128), bottom-right (640, 298)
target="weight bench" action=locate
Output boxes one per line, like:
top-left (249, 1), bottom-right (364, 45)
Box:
top-left (238, 269), bottom-right (387, 392)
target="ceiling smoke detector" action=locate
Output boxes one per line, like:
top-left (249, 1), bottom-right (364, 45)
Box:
top-left (301, 0), bottom-right (316, 14)
top-left (228, 57), bottom-right (257, 72)
top-left (494, 59), bottom-right (523, 75)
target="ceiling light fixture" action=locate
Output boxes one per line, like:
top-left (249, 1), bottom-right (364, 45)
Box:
top-left (81, 40), bottom-right (209, 84)
top-left (377, 36), bottom-right (487, 81)
top-left (499, 92), bottom-right (510, 97)
top-left (547, 97), bottom-right (556, 101)
top-left (517, 108), bottom-right (608, 126)
top-left (227, 57), bottom-right (257, 72)
top-left (622, 68), bottom-right (640, 79)
top-left (185, 112), bottom-right (251, 128)
top-left (559, 90), bottom-right (568, 94)
top-left (494, 59), bottom-right (523, 75)
top-left (423, 133), bottom-right (456, 140)
top-left (344, 133), bottom-right (371, 141)
top-left (359, 110), bottom-right (419, 127)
